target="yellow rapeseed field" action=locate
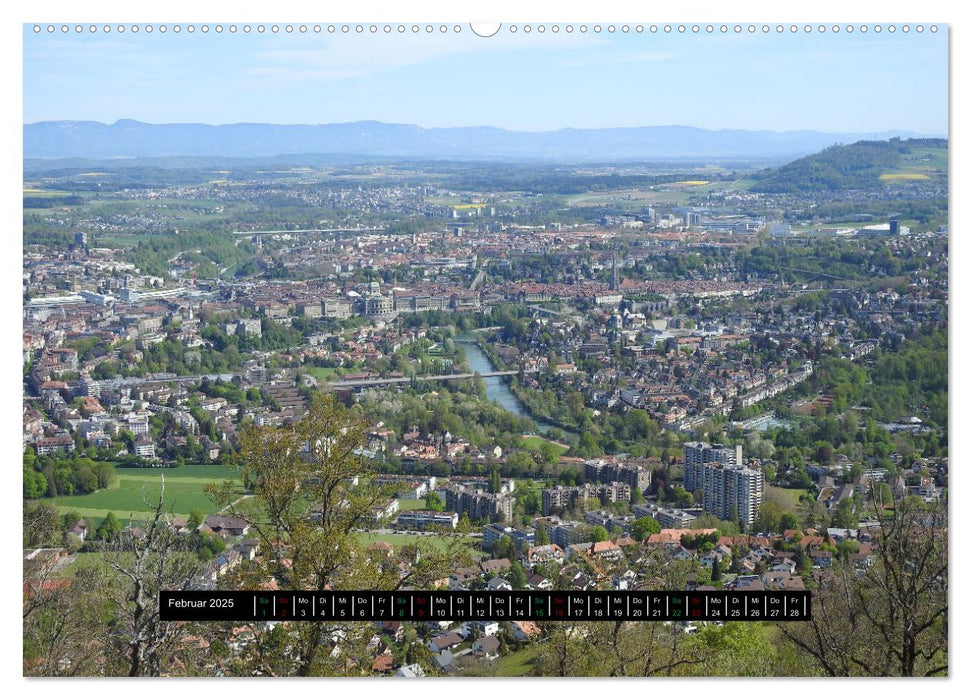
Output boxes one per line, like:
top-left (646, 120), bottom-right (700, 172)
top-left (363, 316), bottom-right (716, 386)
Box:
top-left (879, 173), bottom-right (930, 181)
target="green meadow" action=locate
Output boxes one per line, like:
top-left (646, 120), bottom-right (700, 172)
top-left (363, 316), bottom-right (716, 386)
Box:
top-left (51, 464), bottom-right (242, 521)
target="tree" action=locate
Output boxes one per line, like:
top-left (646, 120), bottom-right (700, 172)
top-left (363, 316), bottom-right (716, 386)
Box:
top-left (764, 463), bottom-right (777, 483)
top-left (23, 500), bottom-right (60, 548)
top-left (532, 621), bottom-right (702, 677)
top-left (831, 499), bottom-right (859, 529)
top-left (100, 479), bottom-right (203, 676)
top-left (837, 539), bottom-right (860, 562)
top-left (591, 526), bottom-right (608, 543)
top-left (711, 558), bottom-right (723, 583)
top-left (488, 468), bottom-right (502, 494)
top-left (187, 508), bottom-right (205, 531)
top-left (669, 486), bottom-right (694, 509)
top-left (492, 535), bottom-right (516, 560)
top-left (778, 496), bottom-right (947, 676)
top-left (24, 556), bottom-right (113, 676)
top-left (93, 462), bottom-right (115, 489)
top-left (95, 512), bottom-right (123, 541)
top-left (23, 464), bottom-right (47, 499)
top-left (778, 511), bottom-right (800, 532)
top-left (535, 521), bottom-right (550, 546)
top-left (208, 394), bottom-right (468, 676)
top-left (509, 561), bottom-right (527, 590)
top-left (631, 516), bottom-right (661, 541)
top-left (195, 530), bottom-right (226, 560)
top-left (517, 480), bottom-right (540, 516)
top-left (575, 431), bottom-right (602, 458)
top-left (425, 491), bottom-right (445, 511)
top-left (686, 622), bottom-right (794, 676)
top-left (753, 500), bottom-right (782, 534)
top-left (537, 442), bottom-right (561, 467)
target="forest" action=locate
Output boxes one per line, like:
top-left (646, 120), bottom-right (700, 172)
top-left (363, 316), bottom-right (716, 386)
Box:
top-left (751, 138), bottom-right (947, 193)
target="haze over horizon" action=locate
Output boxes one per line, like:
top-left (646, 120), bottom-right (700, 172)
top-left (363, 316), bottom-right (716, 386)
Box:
top-left (23, 25), bottom-right (947, 135)
top-left (24, 116), bottom-right (946, 137)
top-left (23, 119), bottom-right (940, 161)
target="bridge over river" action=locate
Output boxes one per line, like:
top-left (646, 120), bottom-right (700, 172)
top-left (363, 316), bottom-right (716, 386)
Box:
top-left (326, 368), bottom-right (539, 389)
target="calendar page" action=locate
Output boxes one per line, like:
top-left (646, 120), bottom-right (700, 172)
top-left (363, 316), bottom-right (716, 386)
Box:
top-left (19, 6), bottom-right (949, 684)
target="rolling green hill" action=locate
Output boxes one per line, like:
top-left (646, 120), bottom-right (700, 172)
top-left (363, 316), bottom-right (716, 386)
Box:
top-left (750, 137), bottom-right (947, 193)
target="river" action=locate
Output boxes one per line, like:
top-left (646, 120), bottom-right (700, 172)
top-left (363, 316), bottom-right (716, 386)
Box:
top-left (455, 334), bottom-right (558, 435)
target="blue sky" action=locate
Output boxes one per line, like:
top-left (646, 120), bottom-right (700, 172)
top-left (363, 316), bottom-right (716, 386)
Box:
top-left (23, 24), bottom-right (947, 133)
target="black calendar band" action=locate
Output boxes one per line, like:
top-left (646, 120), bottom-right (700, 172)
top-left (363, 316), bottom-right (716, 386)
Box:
top-left (159, 590), bottom-right (810, 622)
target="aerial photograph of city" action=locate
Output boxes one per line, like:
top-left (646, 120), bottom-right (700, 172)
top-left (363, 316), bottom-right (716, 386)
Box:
top-left (19, 13), bottom-right (949, 683)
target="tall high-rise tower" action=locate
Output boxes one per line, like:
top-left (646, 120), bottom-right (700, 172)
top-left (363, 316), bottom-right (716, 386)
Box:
top-left (682, 441), bottom-right (761, 526)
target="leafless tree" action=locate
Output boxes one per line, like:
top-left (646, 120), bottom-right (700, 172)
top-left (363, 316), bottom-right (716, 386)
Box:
top-left (779, 494), bottom-right (947, 676)
top-left (101, 475), bottom-right (201, 676)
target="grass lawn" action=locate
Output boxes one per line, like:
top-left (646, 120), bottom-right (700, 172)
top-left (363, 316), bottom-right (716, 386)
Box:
top-left (305, 366), bottom-right (339, 381)
top-left (899, 146), bottom-right (948, 172)
top-left (520, 435), bottom-right (569, 455)
top-left (120, 464), bottom-right (239, 479)
top-left (354, 532), bottom-right (483, 556)
top-left (765, 485), bottom-right (808, 513)
top-left (564, 188), bottom-right (693, 207)
top-left (396, 498), bottom-right (428, 511)
top-left (495, 644), bottom-right (541, 676)
top-left (50, 464), bottom-right (242, 521)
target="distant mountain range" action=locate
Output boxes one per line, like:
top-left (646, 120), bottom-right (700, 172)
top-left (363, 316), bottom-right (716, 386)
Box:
top-left (23, 120), bottom-right (936, 162)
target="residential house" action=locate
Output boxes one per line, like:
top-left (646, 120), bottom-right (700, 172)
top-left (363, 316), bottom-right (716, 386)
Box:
top-left (525, 544), bottom-right (565, 566)
top-left (367, 541), bottom-right (394, 559)
top-left (378, 621), bottom-right (405, 643)
top-left (727, 574), bottom-right (765, 592)
top-left (427, 631), bottom-right (464, 654)
top-left (395, 664), bottom-right (426, 678)
top-left (449, 567), bottom-right (480, 590)
top-left (371, 651), bottom-right (394, 675)
top-left (511, 620), bottom-right (543, 642)
top-left (204, 515), bottom-right (251, 537)
top-left (34, 434), bottom-right (76, 456)
top-left (473, 635), bottom-right (501, 661)
top-left (527, 574), bottom-right (553, 590)
top-left (810, 549), bottom-right (834, 568)
top-left (672, 546), bottom-right (695, 561)
top-left (590, 540), bottom-right (623, 561)
top-left (433, 650), bottom-right (457, 673)
top-left (768, 557), bottom-right (797, 574)
top-left (67, 520), bottom-right (88, 541)
top-left (487, 577), bottom-right (512, 591)
top-left (133, 433), bottom-right (156, 458)
top-left (233, 539), bottom-right (260, 561)
top-left (850, 543), bottom-right (878, 570)
top-left (480, 559), bottom-right (512, 577)
top-left (370, 499), bottom-right (400, 522)
top-left (468, 620), bottom-right (500, 638)
top-left (763, 571), bottom-right (806, 591)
